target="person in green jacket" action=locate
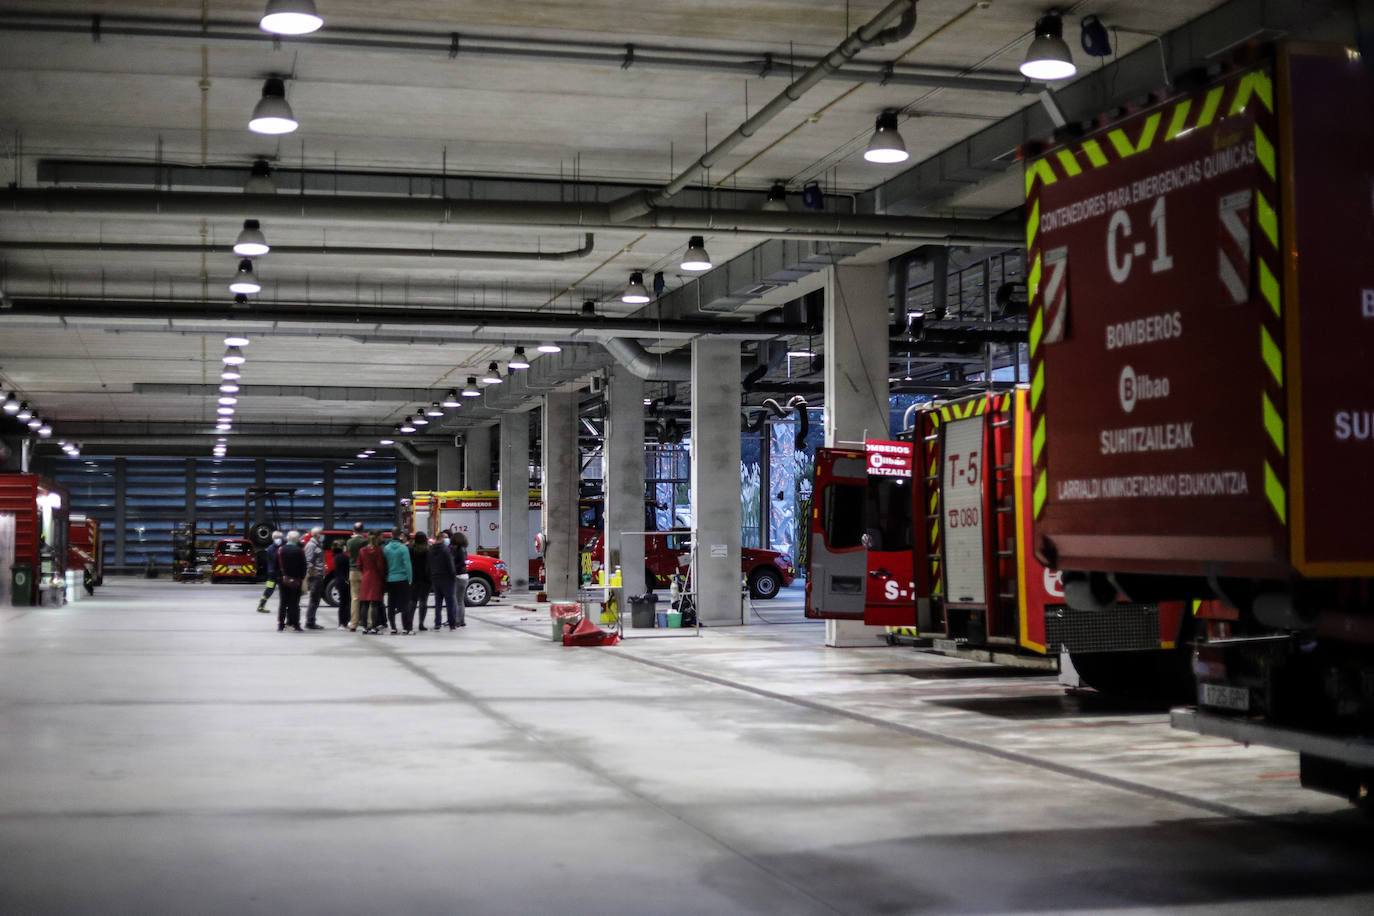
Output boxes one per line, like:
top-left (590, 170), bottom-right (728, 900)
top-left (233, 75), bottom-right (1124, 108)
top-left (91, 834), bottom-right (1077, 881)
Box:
top-left (381, 529), bottom-right (413, 634)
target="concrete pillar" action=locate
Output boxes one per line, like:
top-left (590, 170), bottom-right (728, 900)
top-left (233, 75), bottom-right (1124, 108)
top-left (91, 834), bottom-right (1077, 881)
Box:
top-left (691, 337), bottom-right (743, 625)
top-left (605, 366), bottom-right (646, 597)
top-left (541, 393), bottom-right (580, 600)
top-left (464, 425), bottom-right (494, 490)
top-left (499, 412), bottom-right (531, 592)
top-left (436, 446), bottom-right (462, 492)
top-left (824, 263), bottom-right (891, 646)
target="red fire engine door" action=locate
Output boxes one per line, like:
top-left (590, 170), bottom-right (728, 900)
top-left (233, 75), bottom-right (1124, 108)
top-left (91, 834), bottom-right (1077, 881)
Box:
top-left (863, 440), bottom-right (918, 627)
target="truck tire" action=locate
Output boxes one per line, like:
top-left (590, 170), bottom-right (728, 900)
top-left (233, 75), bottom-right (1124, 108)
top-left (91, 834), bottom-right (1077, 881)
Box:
top-left (748, 568), bottom-right (782, 600)
top-left (250, 523), bottom-right (273, 546)
top-left (323, 577), bottom-right (341, 608)
top-left (465, 575), bottom-right (493, 607)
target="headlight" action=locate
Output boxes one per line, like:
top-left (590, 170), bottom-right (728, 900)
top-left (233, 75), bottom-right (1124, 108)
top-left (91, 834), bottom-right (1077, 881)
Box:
top-left (495, 561), bottom-right (508, 571)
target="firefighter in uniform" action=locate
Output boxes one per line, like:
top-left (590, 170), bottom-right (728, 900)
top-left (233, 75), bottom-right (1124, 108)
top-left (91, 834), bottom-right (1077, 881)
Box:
top-left (255, 531), bottom-right (283, 613)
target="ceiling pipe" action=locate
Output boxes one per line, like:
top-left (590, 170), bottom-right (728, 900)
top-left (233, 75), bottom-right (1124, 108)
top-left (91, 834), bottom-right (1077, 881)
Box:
top-left (0, 233), bottom-right (595, 262)
top-left (2, 297), bottom-right (810, 338)
top-left (391, 441), bottom-right (424, 466)
top-left (603, 338), bottom-right (692, 382)
top-left (1, 188), bottom-right (1022, 247)
top-left (608, 0), bottom-right (918, 223)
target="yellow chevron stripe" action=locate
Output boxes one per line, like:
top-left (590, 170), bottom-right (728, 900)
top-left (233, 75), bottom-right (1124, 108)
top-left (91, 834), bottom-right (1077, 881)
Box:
top-left (1230, 70), bottom-right (1274, 115)
top-left (1191, 599), bottom-right (1203, 616)
top-left (1026, 199), bottom-right (1040, 249)
top-left (1029, 308), bottom-right (1044, 357)
top-left (1196, 86), bottom-right (1224, 128)
top-left (1254, 124), bottom-right (1276, 181)
top-left (1256, 189), bottom-right (1278, 249)
top-left (1259, 259), bottom-right (1280, 317)
top-left (939, 407), bottom-right (952, 422)
top-left (1262, 392), bottom-right (1285, 455)
top-left (1027, 253), bottom-right (1043, 311)
top-left (1264, 461), bottom-right (1287, 524)
top-left (1107, 112), bottom-right (1162, 158)
top-left (1261, 325), bottom-right (1283, 386)
top-left (1032, 416), bottom-right (1046, 464)
top-left (975, 399), bottom-right (988, 416)
top-left (1080, 139), bottom-right (1108, 168)
top-left (1033, 470), bottom-right (1048, 518)
top-left (1024, 158), bottom-right (1058, 195)
top-left (1055, 148), bottom-right (1082, 177)
top-left (1164, 99), bottom-right (1192, 140)
top-left (1031, 362), bottom-right (1045, 411)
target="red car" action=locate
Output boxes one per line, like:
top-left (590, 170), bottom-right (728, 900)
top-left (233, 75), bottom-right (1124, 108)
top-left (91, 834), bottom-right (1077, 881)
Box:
top-left (302, 530), bottom-right (511, 607)
top-left (210, 538), bottom-right (258, 583)
top-left (587, 530), bottom-right (795, 599)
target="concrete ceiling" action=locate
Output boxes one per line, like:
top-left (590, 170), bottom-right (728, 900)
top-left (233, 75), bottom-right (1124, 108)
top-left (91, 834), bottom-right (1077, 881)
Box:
top-left (0, 0), bottom-right (1342, 457)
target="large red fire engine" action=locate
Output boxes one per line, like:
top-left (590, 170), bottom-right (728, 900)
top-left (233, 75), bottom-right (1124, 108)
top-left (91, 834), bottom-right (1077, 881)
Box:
top-left (1023, 43), bottom-right (1374, 804)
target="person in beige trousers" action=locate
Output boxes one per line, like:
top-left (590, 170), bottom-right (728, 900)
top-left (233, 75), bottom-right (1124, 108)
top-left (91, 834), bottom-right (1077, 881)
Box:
top-left (345, 522), bottom-right (368, 630)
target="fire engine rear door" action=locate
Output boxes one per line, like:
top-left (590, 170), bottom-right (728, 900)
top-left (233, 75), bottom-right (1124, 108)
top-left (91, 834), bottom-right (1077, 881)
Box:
top-left (942, 416), bottom-right (988, 606)
top-left (805, 449), bottom-right (868, 619)
top-left (864, 440), bottom-right (918, 627)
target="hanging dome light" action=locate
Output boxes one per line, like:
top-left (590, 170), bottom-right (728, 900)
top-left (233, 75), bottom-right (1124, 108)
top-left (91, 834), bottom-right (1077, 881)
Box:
top-left (228, 260), bottom-right (261, 295)
top-left (249, 78), bottom-right (298, 135)
top-left (462, 377), bottom-right (481, 397)
top-left (259, 0), bottom-right (324, 35)
top-left (761, 181), bottom-right (789, 212)
top-left (36, 419), bottom-right (52, 438)
top-left (2, 391), bottom-right (18, 413)
top-left (244, 158), bottom-right (277, 195)
top-left (400, 417), bottom-right (417, 433)
top-left (223, 334), bottom-right (251, 347)
top-left (508, 347), bottom-right (531, 370)
top-left (16, 401), bottom-right (33, 422)
top-left (680, 236), bottom-right (712, 272)
top-left (863, 110), bottom-right (909, 164)
top-left (1020, 13), bottom-right (1077, 81)
top-left (536, 343), bottom-right (562, 354)
top-left (221, 367), bottom-right (242, 381)
top-left (216, 422), bottom-right (232, 431)
top-left (481, 362), bottom-right (503, 385)
top-left (218, 396), bottom-right (239, 406)
top-left (222, 346), bottom-right (247, 366)
top-left (26, 414), bottom-right (41, 430)
top-left (379, 436), bottom-right (395, 446)
top-left (621, 270), bottom-right (651, 304)
top-left (217, 406), bottom-right (236, 416)
top-left (219, 382), bottom-right (240, 394)
top-left (441, 390), bottom-right (461, 408)
top-left (426, 402), bottom-right (444, 417)
top-left (232, 220), bottom-right (269, 257)
top-left (412, 408), bottom-right (429, 425)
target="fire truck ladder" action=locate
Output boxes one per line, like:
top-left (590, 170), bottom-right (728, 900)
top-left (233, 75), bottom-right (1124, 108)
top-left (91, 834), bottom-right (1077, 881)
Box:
top-left (988, 405), bottom-right (1019, 642)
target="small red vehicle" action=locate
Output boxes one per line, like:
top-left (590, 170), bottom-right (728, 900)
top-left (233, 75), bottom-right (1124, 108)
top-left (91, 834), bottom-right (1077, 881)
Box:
top-left (210, 538), bottom-right (258, 583)
top-left (303, 529), bottom-right (511, 607)
top-left (587, 530), bottom-right (796, 599)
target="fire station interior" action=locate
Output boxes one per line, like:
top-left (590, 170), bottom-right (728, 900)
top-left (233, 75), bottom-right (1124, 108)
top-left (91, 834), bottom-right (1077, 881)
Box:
top-left (2, 2), bottom-right (1373, 912)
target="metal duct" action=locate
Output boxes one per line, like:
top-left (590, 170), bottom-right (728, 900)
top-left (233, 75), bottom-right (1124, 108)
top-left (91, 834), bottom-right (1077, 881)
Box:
top-left (0, 233), bottom-right (595, 262)
top-left (609, 0), bottom-right (917, 222)
top-left (602, 338), bottom-right (692, 382)
top-left (1, 189), bottom-right (1024, 246)
top-left (392, 441), bottom-right (424, 466)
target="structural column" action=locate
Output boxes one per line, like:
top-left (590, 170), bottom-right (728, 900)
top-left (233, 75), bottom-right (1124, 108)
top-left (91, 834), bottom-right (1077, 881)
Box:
top-left (499, 411), bottom-right (531, 592)
top-left (605, 366), bottom-right (646, 597)
top-left (691, 337), bottom-right (743, 625)
top-left (824, 263), bottom-right (891, 646)
top-left (436, 445), bottom-right (462, 492)
top-left (463, 425), bottom-right (494, 490)
top-left (541, 393), bottom-right (580, 600)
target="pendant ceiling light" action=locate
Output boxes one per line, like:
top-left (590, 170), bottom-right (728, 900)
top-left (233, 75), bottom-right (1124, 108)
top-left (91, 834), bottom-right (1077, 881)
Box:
top-left (481, 362), bottom-right (503, 385)
top-left (536, 343), bottom-right (562, 354)
top-left (762, 181), bottom-right (789, 212)
top-left (399, 417), bottom-right (417, 433)
top-left (461, 377), bottom-right (481, 397)
top-left (228, 260), bottom-right (261, 295)
top-left (680, 236), bottom-right (712, 272)
top-left (222, 346), bottom-right (247, 366)
top-left (442, 390), bottom-right (461, 408)
top-left (260, 0), bottom-right (324, 35)
top-left (221, 367), bottom-right (242, 381)
top-left (26, 414), bottom-right (41, 430)
top-left (249, 78), bottom-right (298, 135)
top-left (36, 418), bottom-right (52, 437)
top-left (217, 406), bottom-right (236, 416)
top-left (508, 347), bottom-right (530, 370)
top-left (2, 392), bottom-right (18, 413)
top-left (244, 159), bottom-right (277, 195)
top-left (426, 402), bottom-right (444, 417)
top-left (232, 220), bottom-right (269, 257)
top-left (863, 110), bottom-right (909, 164)
top-left (218, 396), bottom-right (239, 406)
top-left (1020, 13), bottom-right (1076, 81)
top-left (621, 271), bottom-right (651, 304)
top-left (379, 436), bottom-right (395, 446)
top-left (412, 409), bottom-right (429, 425)
top-left (223, 334), bottom-right (250, 348)
top-left (16, 402), bottom-right (33, 422)
top-left (216, 423), bottom-right (232, 431)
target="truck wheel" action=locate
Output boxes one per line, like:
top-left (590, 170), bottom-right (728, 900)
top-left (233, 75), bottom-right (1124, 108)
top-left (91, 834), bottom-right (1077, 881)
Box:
top-left (323, 578), bottom-right (341, 608)
top-left (749, 568), bottom-right (782, 600)
top-left (465, 575), bottom-right (492, 607)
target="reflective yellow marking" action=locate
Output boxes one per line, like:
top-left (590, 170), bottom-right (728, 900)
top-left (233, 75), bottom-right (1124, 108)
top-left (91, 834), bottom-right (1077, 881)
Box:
top-left (1024, 158), bottom-right (1058, 195)
top-left (1254, 124), bottom-right (1276, 181)
top-left (1256, 189), bottom-right (1278, 249)
top-left (1191, 599), bottom-right (1203, 616)
top-left (1027, 253), bottom-right (1043, 310)
top-left (1032, 416), bottom-right (1046, 464)
top-left (1261, 325), bottom-right (1283, 386)
top-left (1107, 112), bottom-right (1162, 158)
top-left (1164, 100), bottom-right (1192, 140)
top-left (1029, 308), bottom-right (1044, 357)
top-left (1196, 86), bottom-right (1224, 128)
top-left (1026, 199), bottom-right (1039, 249)
top-left (1033, 470), bottom-right (1048, 518)
top-left (1031, 362), bottom-right (1045, 411)
top-left (1055, 149), bottom-right (1082, 177)
top-left (1230, 71), bottom-right (1274, 115)
top-left (1263, 392), bottom-right (1286, 456)
top-left (1259, 259), bottom-right (1280, 317)
top-left (1080, 139), bottom-right (1109, 168)
top-left (1265, 462), bottom-right (1287, 524)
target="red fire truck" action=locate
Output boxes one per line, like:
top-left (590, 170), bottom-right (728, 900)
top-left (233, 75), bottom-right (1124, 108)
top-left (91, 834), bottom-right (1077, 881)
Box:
top-left (807, 390), bottom-right (1190, 693)
top-left (0, 473), bottom-right (69, 606)
top-left (1023, 43), bottom-right (1374, 803)
top-left (67, 515), bottom-right (103, 588)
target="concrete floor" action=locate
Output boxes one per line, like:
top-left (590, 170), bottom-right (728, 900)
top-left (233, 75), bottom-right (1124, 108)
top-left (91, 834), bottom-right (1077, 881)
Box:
top-left (1, 580), bottom-right (1372, 915)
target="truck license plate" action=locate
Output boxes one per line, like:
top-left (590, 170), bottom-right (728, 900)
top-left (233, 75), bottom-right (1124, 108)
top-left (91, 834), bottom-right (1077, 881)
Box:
top-left (1200, 683), bottom-right (1250, 712)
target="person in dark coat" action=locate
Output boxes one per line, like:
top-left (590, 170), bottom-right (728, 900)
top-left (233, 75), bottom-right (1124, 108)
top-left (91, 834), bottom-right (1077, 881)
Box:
top-left (356, 532), bottom-right (386, 633)
top-left (276, 530), bottom-right (307, 632)
top-left (409, 533), bottom-right (433, 629)
top-left (332, 542), bottom-right (351, 629)
top-left (428, 530), bottom-right (458, 630)
top-left (255, 530), bottom-right (283, 614)
top-left (451, 531), bottom-right (469, 628)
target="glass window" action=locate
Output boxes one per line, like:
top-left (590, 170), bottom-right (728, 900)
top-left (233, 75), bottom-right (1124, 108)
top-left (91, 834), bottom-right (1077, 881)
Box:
top-left (822, 482), bottom-right (867, 550)
top-left (864, 477), bottom-right (914, 552)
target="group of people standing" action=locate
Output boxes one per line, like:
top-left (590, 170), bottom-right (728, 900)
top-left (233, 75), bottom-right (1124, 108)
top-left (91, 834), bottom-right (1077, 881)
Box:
top-left (256, 522), bottom-right (469, 635)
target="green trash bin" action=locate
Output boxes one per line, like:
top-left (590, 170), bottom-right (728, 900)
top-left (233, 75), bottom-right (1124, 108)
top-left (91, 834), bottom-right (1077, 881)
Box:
top-left (11, 564), bottom-right (34, 607)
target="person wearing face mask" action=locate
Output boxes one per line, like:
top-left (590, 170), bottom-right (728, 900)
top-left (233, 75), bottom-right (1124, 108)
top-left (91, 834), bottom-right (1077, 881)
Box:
top-left (428, 530), bottom-right (458, 630)
top-left (254, 530), bottom-right (284, 614)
